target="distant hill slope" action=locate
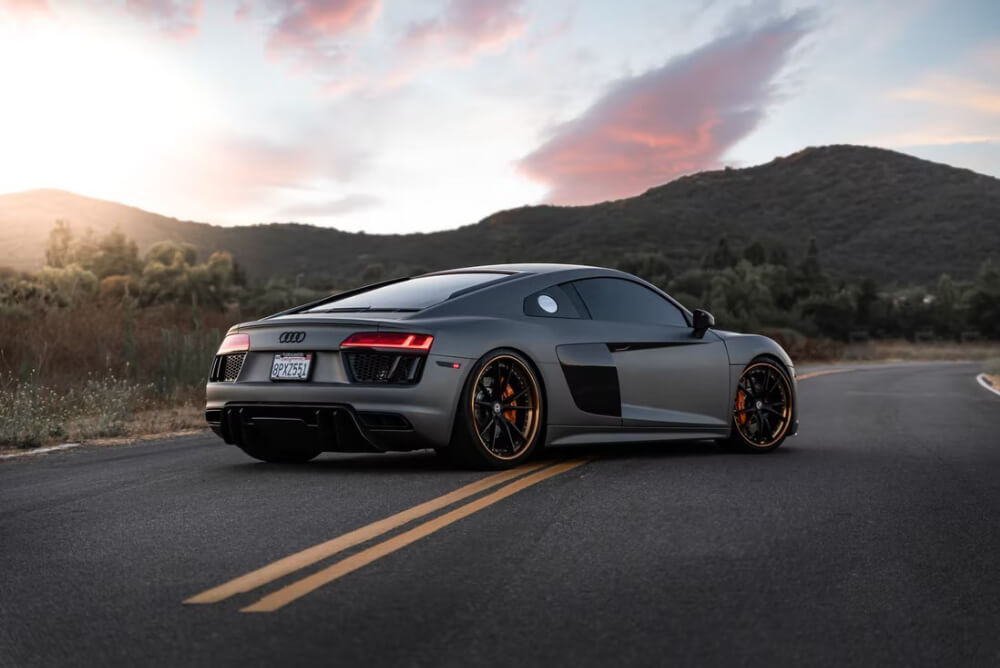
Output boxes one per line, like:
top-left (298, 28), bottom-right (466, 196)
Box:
top-left (1, 145), bottom-right (997, 284)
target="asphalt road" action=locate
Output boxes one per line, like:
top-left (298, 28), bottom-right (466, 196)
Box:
top-left (2, 362), bottom-right (999, 667)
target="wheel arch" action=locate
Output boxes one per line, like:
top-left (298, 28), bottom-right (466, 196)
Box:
top-left (730, 354), bottom-right (798, 439)
top-left (446, 345), bottom-right (549, 449)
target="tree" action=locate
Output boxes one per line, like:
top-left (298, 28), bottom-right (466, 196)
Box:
top-left (800, 237), bottom-right (823, 281)
top-left (856, 277), bottom-right (878, 328)
top-left (617, 252), bottom-right (671, 285)
top-left (88, 228), bottom-right (141, 279)
top-left (361, 263), bottom-right (385, 283)
top-left (743, 240), bottom-right (767, 265)
top-left (768, 243), bottom-right (790, 267)
top-left (703, 237), bottom-right (736, 270)
top-left (967, 259), bottom-right (1000, 338)
top-left (44, 220), bottom-right (74, 268)
top-left (931, 274), bottom-right (960, 339)
top-left (37, 264), bottom-right (98, 306)
top-left (145, 241), bottom-right (197, 268)
top-left (800, 288), bottom-right (857, 340)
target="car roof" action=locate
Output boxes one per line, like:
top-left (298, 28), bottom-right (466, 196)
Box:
top-left (423, 263), bottom-right (599, 276)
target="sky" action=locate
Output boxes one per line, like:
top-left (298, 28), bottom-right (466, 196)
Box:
top-left (0, 0), bottom-right (997, 233)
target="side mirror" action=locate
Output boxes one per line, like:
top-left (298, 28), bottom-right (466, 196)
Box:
top-left (692, 309), bottom-right (715, 338)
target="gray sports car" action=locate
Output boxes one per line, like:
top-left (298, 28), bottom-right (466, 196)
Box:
top-left (206, 264), bottom-right (798, 468)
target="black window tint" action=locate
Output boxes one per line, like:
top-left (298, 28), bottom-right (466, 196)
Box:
top-left (308, 273), bottom-right (507, 312)
top-left (572, 278), bottom-right (688, 327)
top-left (523, 285), bottom-right (583, 319)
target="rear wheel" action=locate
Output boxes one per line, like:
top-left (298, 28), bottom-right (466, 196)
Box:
top-left (238, 439), bottom-right (321, 464)
top-left (722, 360), bottom-right (793, 453)
top-left (449, 349), bottom-right (544, 469)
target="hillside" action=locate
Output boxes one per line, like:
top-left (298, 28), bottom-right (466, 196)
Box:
top-left (1, 145), bottom-right (998, 284)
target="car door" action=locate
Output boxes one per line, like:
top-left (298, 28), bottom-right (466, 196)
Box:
top-left (569, 277), bottom-right (731, 430)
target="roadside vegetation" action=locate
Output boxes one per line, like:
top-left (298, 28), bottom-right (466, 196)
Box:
top-left (1, 221), bottom-right (998, 449)
top-left (984, 358), bottom-right (1000, 389)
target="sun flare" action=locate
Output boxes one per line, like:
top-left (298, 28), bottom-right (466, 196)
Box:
top-left (0, 14), bottom-right (219, 200)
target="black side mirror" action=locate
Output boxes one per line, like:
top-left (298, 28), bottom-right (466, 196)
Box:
top-left (692, 309), bottom-right (715, 338)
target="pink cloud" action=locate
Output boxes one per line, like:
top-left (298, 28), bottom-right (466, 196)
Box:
top-left (124, 0), bottom-right (203, 40)
top-left (0, 0), bottom-right (51, 15)
top-left (518, 11), bottom-right (815, 205)
top-left (402, 0), bottom-right (526, 59)
top-left (257, 0), bottom-right (381, 66)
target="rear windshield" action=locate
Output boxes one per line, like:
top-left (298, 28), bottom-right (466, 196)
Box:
top-left (307, 272), bottom-right (509, 312)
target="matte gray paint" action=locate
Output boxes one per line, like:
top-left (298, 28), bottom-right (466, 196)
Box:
top-left (207, 263), bottom-right (798, 452)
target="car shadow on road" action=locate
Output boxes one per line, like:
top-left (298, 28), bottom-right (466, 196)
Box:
top-left (226, 437), bottom-right (797, 475)
top-left (545, 438), bottom-right (799, 462)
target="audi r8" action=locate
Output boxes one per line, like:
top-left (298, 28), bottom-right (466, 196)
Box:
top-left (206, 264), bottom-right (798, 468)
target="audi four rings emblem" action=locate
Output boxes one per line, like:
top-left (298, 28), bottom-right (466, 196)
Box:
top-left (278, 331), bottom-right (307, 344)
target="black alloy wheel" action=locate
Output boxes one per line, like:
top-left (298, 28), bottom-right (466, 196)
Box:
top-left (726, 360), bottom-right (793, 452)
top-left (446, 349), bottom-right (544, 469)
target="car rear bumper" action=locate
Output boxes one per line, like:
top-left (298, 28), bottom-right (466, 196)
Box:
top-left (206, 403), bottom-right (435, 452)
top-left (205, 354), bottom-right (470, 451)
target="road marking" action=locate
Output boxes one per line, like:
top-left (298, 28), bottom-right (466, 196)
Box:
top-left (184, 462), bottom-right (548, 605)
top-left (0, 443), bottom-right (81, 460)
top-left (797, 368), bottom-right (855, 381)
top-left (241, 458), bottom-right (590, 613)
top-left (976, 373), bottom-right (1000, 398)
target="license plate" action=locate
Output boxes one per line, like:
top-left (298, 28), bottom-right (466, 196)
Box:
top-left (270, 353), bottom-right (312, 381)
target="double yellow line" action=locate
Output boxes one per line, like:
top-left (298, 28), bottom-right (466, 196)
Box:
top-left (186, 366), bottom-right (842, 612)
top-left (184, 458), bottom-right (589, 612)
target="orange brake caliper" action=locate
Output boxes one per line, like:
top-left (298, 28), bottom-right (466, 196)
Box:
top-left (502, 385), bottom-right (517, 423)
top-left (736, 389), bottom-right (748, 425)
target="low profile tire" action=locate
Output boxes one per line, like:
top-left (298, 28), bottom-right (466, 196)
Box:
top-left (722, 359), bottom-right (794, 453)
top-left (238, 439), bottom-right (321, 464)
top-left (449, 349), bottom-right (545, 469)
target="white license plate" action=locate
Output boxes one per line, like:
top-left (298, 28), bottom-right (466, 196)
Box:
top-left (270, 353), bottom-right (312, 381)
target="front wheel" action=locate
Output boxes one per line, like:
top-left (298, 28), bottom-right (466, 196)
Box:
top-left (722, 360), bottom-right (794, 453)
top-left (448, 349), bottom-right (545, 469)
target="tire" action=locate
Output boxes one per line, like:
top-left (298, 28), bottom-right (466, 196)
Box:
top-left (721, 359), bottom-right (794, 453)
top-left (449, 348), bottom-right (545, 469)
top-left (238, 439), bottom-right (321, 464)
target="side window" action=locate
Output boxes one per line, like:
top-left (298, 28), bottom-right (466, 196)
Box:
top-left (571, 278), bottom-right (688, 327)
top-left (523, 284), bottom-right (584, 319)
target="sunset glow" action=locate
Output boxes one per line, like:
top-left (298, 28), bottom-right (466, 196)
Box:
top-left (0, 0), bottom-right (998, 232)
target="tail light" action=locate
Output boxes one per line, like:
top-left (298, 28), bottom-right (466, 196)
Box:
top-left (340, 332), bottom-right (434, 351)
top-left (217, 333), bottom-right (250, 355)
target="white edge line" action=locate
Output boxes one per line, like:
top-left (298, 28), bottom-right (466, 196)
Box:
top-left (976, 374), bottom-right (1000, 398)
top-left (0, 443), bottom-right (81, 460)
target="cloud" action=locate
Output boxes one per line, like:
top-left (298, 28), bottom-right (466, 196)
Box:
top-left (870, 129), bottom-right (1000, 148)
top-left (275, 193), bottom-right (381, 219)
top-left (156, 131), bottom-right (371, 217)
top-left (895, 75), bottom-right (1000, 115)
top-left (211, 133), bottom-right (368, 189)
top-left (0, 0), bottom-right (50, 16)
top-left (401, 0), bottom-right (526, 60)
top-left (124, 0), bottom-right (203, 40)
top-left (517, 11), bottom-right (815, 205)
top-left (884, 44), bottom-right (1000, 152)
top-left (254, 0), bottom-right (381, 67)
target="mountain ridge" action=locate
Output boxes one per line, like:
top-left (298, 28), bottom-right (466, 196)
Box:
top-left (1, 144), bottom-right (997, 284)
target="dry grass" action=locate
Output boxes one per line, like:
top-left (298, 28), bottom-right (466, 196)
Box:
top-left (83, 404), bottom-right (205, 446)
top-left (0, 301), bottom-right (235, 390)
top-left (0, 301), bottom-right (233, 448)
top-left (835, 341), bottom-right (1000, 363)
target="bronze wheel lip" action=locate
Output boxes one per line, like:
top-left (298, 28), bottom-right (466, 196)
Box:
top-left (733, 361), bottom-right (792, 448)
top-left (470, 354), bottom-right (541, 461)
